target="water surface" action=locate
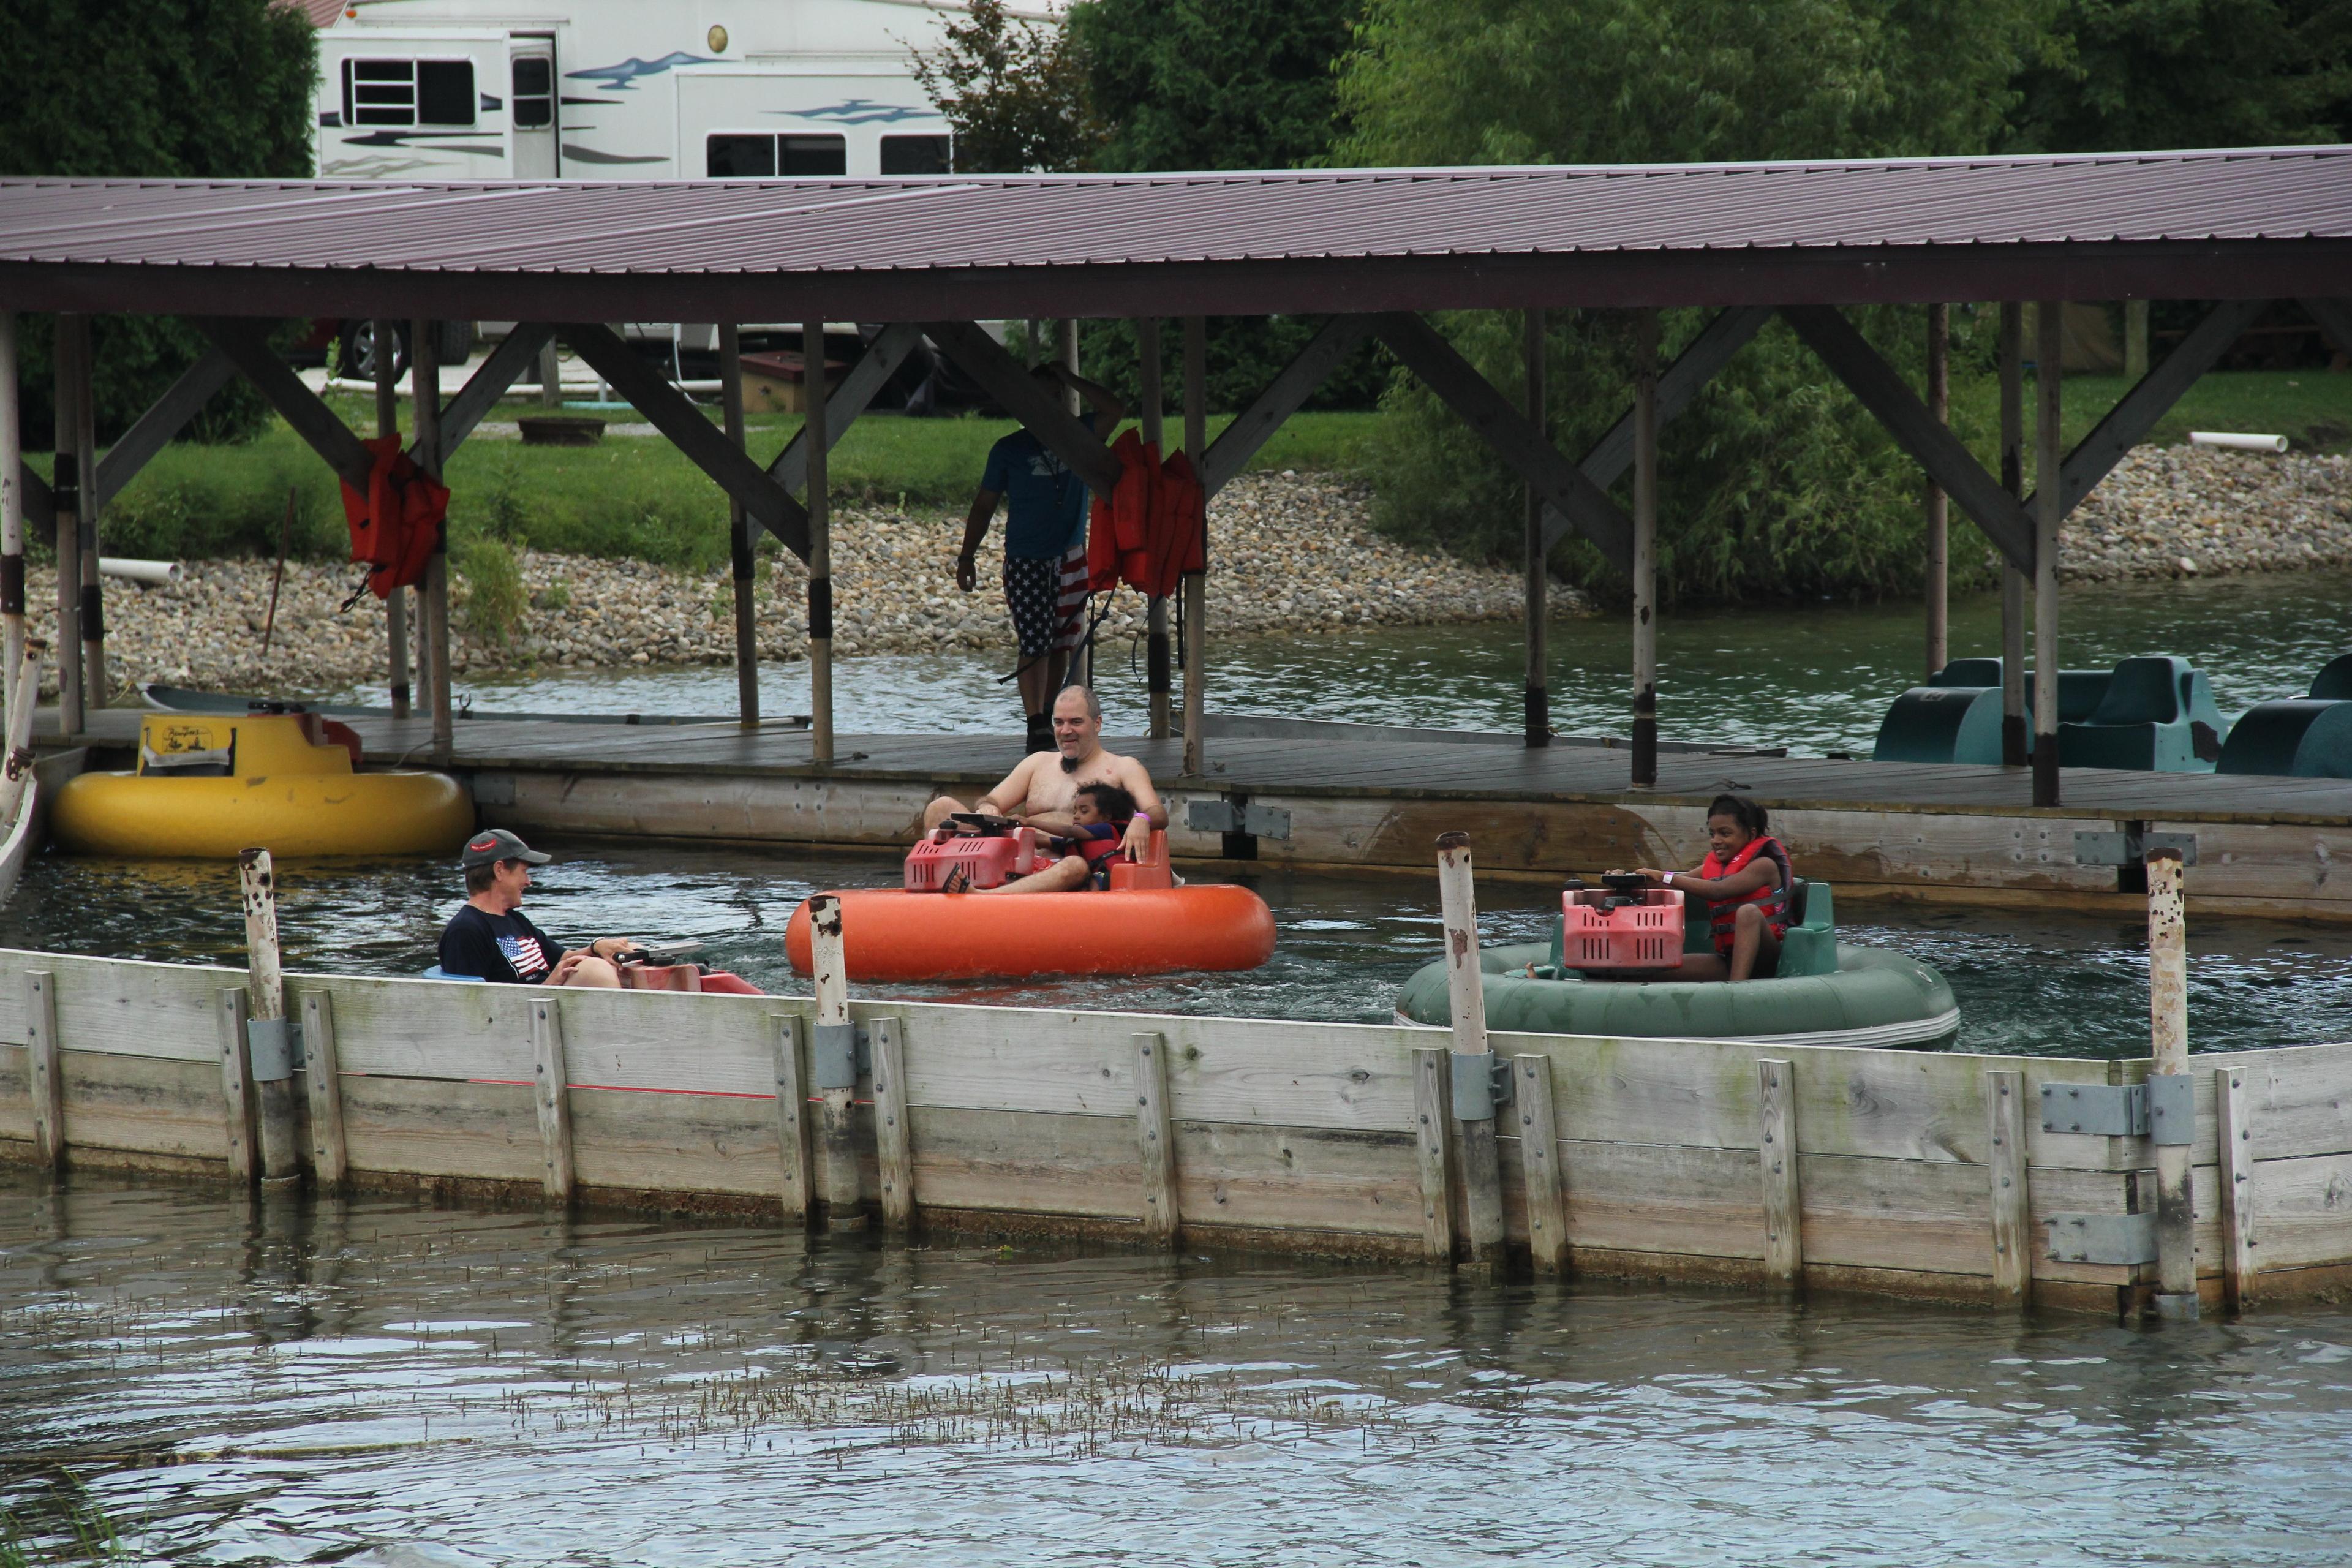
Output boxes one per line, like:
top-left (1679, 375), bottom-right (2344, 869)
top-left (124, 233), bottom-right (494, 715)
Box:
top-left (3, 1177), bottom-right (2348, 1567)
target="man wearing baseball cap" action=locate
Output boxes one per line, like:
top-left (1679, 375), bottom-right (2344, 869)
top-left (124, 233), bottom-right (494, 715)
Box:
top-left (439, 829), bottom-right (638, 986)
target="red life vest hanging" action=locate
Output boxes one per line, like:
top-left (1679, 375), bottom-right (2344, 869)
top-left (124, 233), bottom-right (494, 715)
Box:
top-left (339, 434), bottom-right (448, 598)
top-left (1087, 429), bottom-right (1157, 593)
top-left (1140, 448), bottom-right (1207, 599)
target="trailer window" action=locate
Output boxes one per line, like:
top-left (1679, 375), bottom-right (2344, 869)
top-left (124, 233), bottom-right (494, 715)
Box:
top-left (511, 56), bottom-right (553, 130)
top-left (706, 135), bottom-right (776, 177)
top-left (880, 135), bottom-right (951, 175)
top-left (342, 59), bottom-right (477, 127)
top-left (780, 135), bottom-right (846, 176)
top-left (705, 134), bottom-right (846, 178)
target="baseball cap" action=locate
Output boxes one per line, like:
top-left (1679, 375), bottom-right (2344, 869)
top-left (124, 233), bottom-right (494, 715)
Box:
top-left (461, 828), bottom-right (551, 869)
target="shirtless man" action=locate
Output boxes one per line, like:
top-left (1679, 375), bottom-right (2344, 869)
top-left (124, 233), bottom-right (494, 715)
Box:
top-left (921, 685), bottom-right (1164, 872)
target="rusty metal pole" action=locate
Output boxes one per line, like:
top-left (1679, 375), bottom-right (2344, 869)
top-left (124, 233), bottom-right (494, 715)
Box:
top-left (1630, 310), bottom-right (1659, 787)
top-left (2032, 301), bottom-right (2063, 807)
top-left (1138, 318), bottom-right (1170, 741)
top-left (375, 318), bottom-right (410, 721)
top-left (0, 310), bottom-right (23, 688)
top-left (1924, 303), bottom-right (1949, 679)
top-left (51, 316), bottom-right (82, 736)
top-left (1524, 307), bottom-right (1549, 748)
top-left (1436, 832), bottom-right (1506, 1268)
top-left (722, 323), bottom-right (759, 726)
top-left (805, 316), bottom-right (833, 766)
top-left (70, 316), bottom-right (104, 708)
top-left (2147, 846), bottom-right (2198, 1319)
top-left (413, 320), bottom-right (454, 755)
top-left (1180, 316), bottom-right (1207, 777)
top-left (1998, 303), bottom-right (2027, 767)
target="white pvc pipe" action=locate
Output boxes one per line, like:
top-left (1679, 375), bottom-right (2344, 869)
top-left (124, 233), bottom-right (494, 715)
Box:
top-left (99, 557), bottom-right (179, 586)
top-left (2188, 431), bottom-right (2288, 453)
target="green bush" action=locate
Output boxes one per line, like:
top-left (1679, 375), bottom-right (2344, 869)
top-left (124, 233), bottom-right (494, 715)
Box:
top-left (454, 536), bottom-right (527, 648)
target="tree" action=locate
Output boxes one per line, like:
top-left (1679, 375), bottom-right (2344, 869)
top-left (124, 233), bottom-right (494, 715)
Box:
top-left (1330, 0), bottom-right (2059, 603)
top-left (0, 0), bottom-right (317, 447)
top-left (2009, 0), bottom-right (2352, 152)
top-left (913, 0), bottom-right (1104, 173)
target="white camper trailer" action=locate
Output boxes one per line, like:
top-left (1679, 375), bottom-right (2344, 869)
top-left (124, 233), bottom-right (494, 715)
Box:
top-left (312, 0), bottom-right (960, 184)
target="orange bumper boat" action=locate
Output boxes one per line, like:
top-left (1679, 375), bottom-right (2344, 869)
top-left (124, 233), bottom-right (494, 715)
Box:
top-left (785, 824), bottom-right (1275, 981)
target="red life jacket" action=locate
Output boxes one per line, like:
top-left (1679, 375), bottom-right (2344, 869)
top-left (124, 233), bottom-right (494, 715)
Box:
top-left (1697, 834), bottom-right (1793, 956)
top-left (1141, 448), bottom-right (1206, 599)
top-left (1087, 432), bottom-right (1206, 601)
top-left (339, 434), bottom-right (448, 598)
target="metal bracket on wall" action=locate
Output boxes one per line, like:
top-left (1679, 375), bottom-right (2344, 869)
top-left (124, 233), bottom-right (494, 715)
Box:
top-left (1448, 1052), bottom-right (1513, 1121)
top-left (2041, 1081), bottom-right (2148, 1137)
top-left (246, 1015), bottom-right (297, 1082)
top-left (811, 1021), bottom-right (870, 1091)
top-left (1184, 798), bottom-right (1292, 839)
top-left (2046, 1212), bottom-right (2158, 1265)
top-left (2146, 1072), bottom-right (2193, 1147)
top-left (2073, 829), bottom-right (2197, 867)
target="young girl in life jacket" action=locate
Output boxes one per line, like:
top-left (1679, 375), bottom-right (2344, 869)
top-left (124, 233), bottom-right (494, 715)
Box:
top-left (1619, 793), bottom-right (1794, 982)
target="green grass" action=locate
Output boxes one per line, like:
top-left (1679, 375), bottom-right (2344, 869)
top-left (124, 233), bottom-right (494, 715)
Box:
top-left (58, 368), bottom-right (2352, 570)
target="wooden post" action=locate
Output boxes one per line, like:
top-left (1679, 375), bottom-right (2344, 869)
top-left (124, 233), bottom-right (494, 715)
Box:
top-left (412, 319), bottom-right (454, 755)
top-left (1924, 302), bottom-right (1949, 679)
top-left (1630, 309), bottom-right (1659, 787)
top-left (1133, 1031), bottom-right (1179, 1244)
top-left (51, 317), bottom-right (82, 736)
top-left (0, 310), bottom-right (23, 687)
top-left (1515, 1054), bottom-right (1568, 1277)
top-left (1523, 307), bottom-right (1550, 748)
top-left (216, 988), bottom-right (255, 1186)
top-left (720, 323), bottom-right (760, 726)
top-left (300, 990), bottom-right (348, 1191)
top-left (1411, 1046), bottom-right (1457, 1264)
top-left (807, 892), bottom-right (865, 1229)
top-left (2124, 298), bottom-right (2151, 380)
top-left (0, 652), bottom-right (37, 835)
top-left (26, 970), bottom-right (59, 1171)
top-left (375, 319), bottom-right (410, 721)
top-left (1997, 303), bottom-right (2028, 766)
top-left (1435, 832), bottom-right (1505, 1267)
top-left (529, 994), bottom-right (575, 1204)
top-left (2215, 1065), bottom-right (2258, 1312)
top-left (1757, 1057), bottom-right (1802, 1292)
top-left (772, 1013), bottom-right (812, 1225)
top-left (1984, 1068), bottom-right (2032, 1306)
top-left (1138, 319), bottom-right (1171, 741)
top-left (238, 847), bottom-right (300, 1182)
top-left (1180, 315), bottom-right (1208, 777)
top-left (2147, 846), bottom-right (2196, 1318)
top-left (805, 317), bottom-right (833, 767)
top-left (70, 315), bottom-right (104, 709)
top-left (2032, 300), bottom-right (2063, 807)
top-left (871, 1016), bottom-right (913, 1232)
top-left (537, 334), bottom-right (562, 410)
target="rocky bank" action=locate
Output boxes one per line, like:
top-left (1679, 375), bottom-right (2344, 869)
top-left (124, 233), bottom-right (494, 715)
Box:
top-left (2052, 446), bottom-right (2352, 581)
top-left (48, 473), bottom-right (1576, 699)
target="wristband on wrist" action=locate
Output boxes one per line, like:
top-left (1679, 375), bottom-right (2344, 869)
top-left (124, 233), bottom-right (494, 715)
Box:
top-left (1662, 871), bottom-right (1675, 886)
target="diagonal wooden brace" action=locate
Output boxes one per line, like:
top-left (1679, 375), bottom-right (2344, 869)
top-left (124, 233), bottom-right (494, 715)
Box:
top-left (564, 322), bottom-right (810, 559)
top-left (1375, 311), bottom-right (1633, 573)
top-left (197, 318), bottom-right (375, 492)
top-left (17, 459), bottom-right (50, 523)
top-left (94, 345), bottom-right (238, 512)
top-left (419, 322), bottom-right (557, 471)
top-left (1779, 303), bottom-right (2036, 574)
top-left (922, 320), bottom-right (1121, 494)
top-left (1541, 304), bottom-right (1773, 552)
top-left (2037, 298), bottom-right (2267, 519)
top-left (768, 322), bottom-right (923, 495)
top-left (2303, 296), bottom-right (2352, 362)
top-left (1199, 316), bottom-right (1372, 497)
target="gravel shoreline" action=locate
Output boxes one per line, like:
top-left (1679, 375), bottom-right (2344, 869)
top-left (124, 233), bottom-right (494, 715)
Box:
top-left (30, 452), bottom-right (2351, 700)
top-left (47, 473), bottom-right (1580, 699)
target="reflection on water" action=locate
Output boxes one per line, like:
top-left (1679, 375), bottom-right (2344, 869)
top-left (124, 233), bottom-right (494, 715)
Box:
top-left (2, 1177), bottom-right (2350, 1567)
top-left (331, 570), bottom-right (2352, 755)
top-left (2, 845), bottom-right (2348, 1058)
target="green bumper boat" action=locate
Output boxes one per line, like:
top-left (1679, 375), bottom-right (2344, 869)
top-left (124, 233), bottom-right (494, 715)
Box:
top-left (1395, 881), bottom-right (1960, 1050)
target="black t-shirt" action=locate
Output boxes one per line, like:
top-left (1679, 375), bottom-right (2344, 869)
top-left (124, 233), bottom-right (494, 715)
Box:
top-left (439, 903), bottom-right (569, 984)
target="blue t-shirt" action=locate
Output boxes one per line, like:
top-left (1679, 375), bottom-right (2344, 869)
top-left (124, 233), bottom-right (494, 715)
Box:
top-left (981, 412), bottom-right (1095, 560)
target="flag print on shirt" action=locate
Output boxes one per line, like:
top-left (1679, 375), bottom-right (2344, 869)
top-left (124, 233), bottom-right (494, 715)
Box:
top-left (498, 932), bottom-right (551, 978)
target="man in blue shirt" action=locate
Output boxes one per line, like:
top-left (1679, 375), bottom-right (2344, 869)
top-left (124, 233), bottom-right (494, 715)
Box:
top-left (956, 361), bottom-right (1126, 749)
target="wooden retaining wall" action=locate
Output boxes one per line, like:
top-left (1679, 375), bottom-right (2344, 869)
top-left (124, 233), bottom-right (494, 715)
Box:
top-left (1, 946), bottom-right (2347, 1313)
top-left (469, 768), bottom-right (2352, 921)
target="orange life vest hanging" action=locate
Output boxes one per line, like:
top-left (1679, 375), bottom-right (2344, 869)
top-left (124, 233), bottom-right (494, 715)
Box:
top-left (1140, 448), bottom-right (1207, 599)
top-left (1087, 428), bottom-right (1157, 593)
top-left (339, 434), bottom-right (449, 598)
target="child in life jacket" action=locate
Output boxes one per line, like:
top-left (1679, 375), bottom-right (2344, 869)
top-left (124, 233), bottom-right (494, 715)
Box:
top-left (941, 781), bottom-right (1137, 894)
top-left (1616, 793), bottom-right (1793, 981)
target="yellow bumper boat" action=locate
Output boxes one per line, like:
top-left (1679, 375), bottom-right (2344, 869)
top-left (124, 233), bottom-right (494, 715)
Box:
top-left (53, 710), bottom-right (473, 859)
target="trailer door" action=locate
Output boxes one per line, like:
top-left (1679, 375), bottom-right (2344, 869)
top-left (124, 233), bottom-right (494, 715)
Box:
top-left (510, 37), bottom-right (557, 178)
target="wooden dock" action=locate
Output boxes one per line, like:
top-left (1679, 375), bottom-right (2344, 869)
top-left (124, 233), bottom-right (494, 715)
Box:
top-left (55, 707), bottom-right (2352, 920)
top-left (1, 943), bottom-right (2345, 1314)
